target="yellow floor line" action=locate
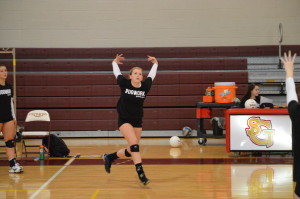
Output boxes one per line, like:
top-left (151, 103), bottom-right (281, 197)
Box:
top-left (0, 188), bottom-right (292, 192)
top-left (90, 189), bottom-right (100, 199)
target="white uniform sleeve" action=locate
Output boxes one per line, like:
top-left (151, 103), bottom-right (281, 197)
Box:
top-left (147, 63), bottom-right (158, 80)
top-left (11, 98), bottom-right (16, 119)
top-left (112, 62), bottom-right (122, 78)
top-left (286, 77), bottom-right (298, 104)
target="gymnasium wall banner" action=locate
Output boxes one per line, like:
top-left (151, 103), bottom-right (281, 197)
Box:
top-left (230, 115), bottom-right (292, 151)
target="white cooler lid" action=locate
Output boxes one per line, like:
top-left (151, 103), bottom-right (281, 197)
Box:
top-left (214, 82), bottom-right (236, 86)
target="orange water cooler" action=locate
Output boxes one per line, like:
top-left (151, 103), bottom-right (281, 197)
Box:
top-left (213, 82), bottom-right (237, 103)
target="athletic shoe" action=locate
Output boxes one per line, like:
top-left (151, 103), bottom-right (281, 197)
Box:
top-left (103, 154), bottom-right (112, 173)
top-left (9, 163), bottom-right (23, 173)
top-left (138, 173), bottom-right (150, 185)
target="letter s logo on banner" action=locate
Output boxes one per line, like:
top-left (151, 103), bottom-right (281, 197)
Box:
top-left (245, 117), bottom-right (275, 148)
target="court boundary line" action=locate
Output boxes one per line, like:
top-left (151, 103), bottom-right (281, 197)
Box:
top-left (29, 153), bottom-right (80, 199)
top-left (5, 187), bottom-right (291, 192)
top-left (90, 189), bottom-right (100, 199)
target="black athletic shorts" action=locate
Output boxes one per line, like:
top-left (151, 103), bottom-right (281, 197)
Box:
top-left (296, 181), bottom-right (300, 197)
top-left (118, 117), bottom-right (142, 128)
top-left (0, 115), bottom-right (13, 124)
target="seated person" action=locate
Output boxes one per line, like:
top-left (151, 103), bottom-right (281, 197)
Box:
top-left (240, 84), bottom-right (273, 108)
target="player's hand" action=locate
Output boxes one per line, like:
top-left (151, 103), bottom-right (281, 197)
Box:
top-left (147, 55), bottom-right (158, 64)
top-left (281, 51), bottom-right (297, 78)
top-left (113, 54), bottom-right (125, 64)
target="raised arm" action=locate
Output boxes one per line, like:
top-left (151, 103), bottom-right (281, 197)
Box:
top-left (112, 54), bottom-right (125, 78)
top-left (281, 51), bottom-right (297, 103)
top-left (147, 55), bottom-right (158, 80)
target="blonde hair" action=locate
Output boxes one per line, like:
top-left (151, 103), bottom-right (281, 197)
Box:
top-left (129, 67), bottom-right (143, 75)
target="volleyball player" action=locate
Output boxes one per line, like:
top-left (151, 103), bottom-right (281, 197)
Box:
top-left (0, 65), bottom-right (23, 173)
top-left (281, 51), bottom-right (299, 199)
top-left (103, 54), bottom-right (158, 185)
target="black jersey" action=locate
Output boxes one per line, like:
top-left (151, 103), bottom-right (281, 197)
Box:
top-left (0, 83), bottom-right (14, 123)
top-left (116, 75), bottom-right (152, 120)
top-left (288, 100), bottom-right (300, 182)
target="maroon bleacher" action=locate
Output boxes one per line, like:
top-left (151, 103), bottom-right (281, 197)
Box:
top-left (2, 58), bottom-right (247, 72)
top-left (1, 45), bottom-right (300, 59)
top-left (4, 45), bottom-right (298, 131)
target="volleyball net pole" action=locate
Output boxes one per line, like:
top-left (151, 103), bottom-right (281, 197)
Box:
top-left (0, 48), bottom-right (17, 116)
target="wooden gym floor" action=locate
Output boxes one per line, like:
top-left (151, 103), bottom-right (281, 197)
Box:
top-left (0, 138), bottom-right (295, 199)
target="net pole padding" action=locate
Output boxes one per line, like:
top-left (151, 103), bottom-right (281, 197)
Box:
top-left (12, 48), bottom-right (17, 116)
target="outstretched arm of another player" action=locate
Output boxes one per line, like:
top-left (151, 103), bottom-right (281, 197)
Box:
top-left (281, 51), bottom-right (298, 103)
top-left (281, 51), bottom-right (297, 78)
top-left (147, 55), bottom-right (158, 80)
top-left (112, 54), bottom-right (125, 78)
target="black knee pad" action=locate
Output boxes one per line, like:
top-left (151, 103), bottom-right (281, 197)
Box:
top-left (125, 149), bottom-right (131, 157)
top-left (5, 139), bottom-right (15, 148)
top-left (130, 144), bottom-right (139, 152)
